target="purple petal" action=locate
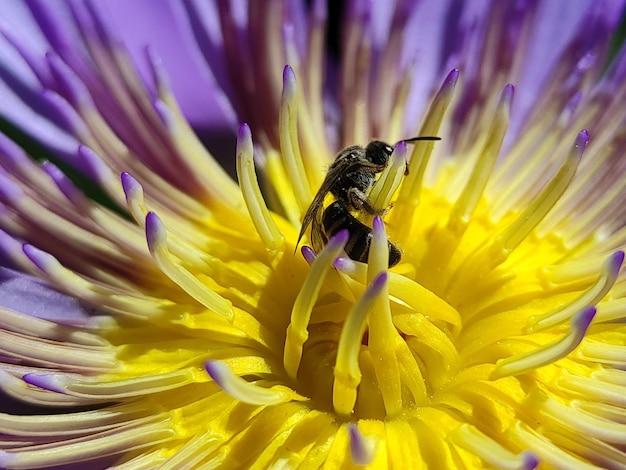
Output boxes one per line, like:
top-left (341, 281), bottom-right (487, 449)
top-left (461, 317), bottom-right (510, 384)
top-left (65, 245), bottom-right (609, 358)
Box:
top-left (90, 0), bottom-right (236, 131)
top-left (0, 265), bottom-right (95, 321)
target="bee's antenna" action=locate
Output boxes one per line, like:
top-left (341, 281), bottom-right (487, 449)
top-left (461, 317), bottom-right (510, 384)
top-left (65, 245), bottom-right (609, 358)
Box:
top-left (399, 136), bottom-right (441, 176)
top-left (402, 136), bottom-right (441, 143)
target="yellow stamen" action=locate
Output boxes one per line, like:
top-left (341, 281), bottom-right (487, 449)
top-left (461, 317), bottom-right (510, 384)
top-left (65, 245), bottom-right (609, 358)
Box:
top-left (529, 251), bottom-right (623, 332)
top-left (0, 327), bottom-right (115, 371)
top-left (0, 404), bottom-right (151, 436)
top-left (21, 244), bottom-right (169, 319)
top-left (558, 371), bottom-right (626, 407)
top-left (491, 307), bottom-right (596, 379)
top-left (279, 66), bottom-right (312, 213)
top-left (509, 421), bottom-right (598, 470)
top-left (450, 85), bottom-right (512, 227)
top-left (498, 130), bottom-right (587, 255)
top-left (333, 272), bottom-right (387, 416)
top-left (145, 212), bottom-right (234, 320)
top-left (395, 69), bottom-right (458, 209)
top-left (0, 421), bottom-right (174, 469)
top-left (369, 141), bottom-right (407, 210)
top-left (25, 370), bottom-right (195, 398)
top-left (260, 149), bottom-right (302, 227)
top-left (0, 306), bottom-right (106, 346)
top-left (541, 396), bottom-right (626, 444)
top-left (365, 218), bottom-right (403, 415)
top-left (452, 424), bottom-right (539, 470)
top-left (284, 231), bottom-right (349, 379)
top-left (236, 124), bottom-right (285, 255)
top-left (205, 360), bottom-right (303, 406)
top-left (153, 73), bottom-right (244, 207)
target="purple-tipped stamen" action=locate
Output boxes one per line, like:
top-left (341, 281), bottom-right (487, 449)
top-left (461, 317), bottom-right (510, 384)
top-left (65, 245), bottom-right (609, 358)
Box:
top-left (145, 212), bottom-right (167, 255)
top-left (120, 171), bottom-right (142, 202)
top-left (574, 129), bottom-right (589, 153)
top-left (23, 373), bottom-right (67, 394)
top-left (22, 244), bottom-right (56, 272)
top-left (574, 306), bottom-right (596, 332)
top-left (301, 246), bottom-right (316, 264)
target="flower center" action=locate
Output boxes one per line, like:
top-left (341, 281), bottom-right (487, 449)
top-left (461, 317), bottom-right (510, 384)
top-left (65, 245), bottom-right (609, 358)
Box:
top-left (225, 67), bottom-right (622, 426)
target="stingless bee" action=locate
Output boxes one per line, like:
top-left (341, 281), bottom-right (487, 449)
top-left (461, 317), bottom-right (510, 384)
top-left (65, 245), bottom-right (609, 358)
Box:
top-left (296, 137), bottom-right (440, 267)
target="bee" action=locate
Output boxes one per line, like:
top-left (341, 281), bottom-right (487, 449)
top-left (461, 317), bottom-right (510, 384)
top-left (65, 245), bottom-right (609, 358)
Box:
top-left (296, 137), bottom-right (440, 267)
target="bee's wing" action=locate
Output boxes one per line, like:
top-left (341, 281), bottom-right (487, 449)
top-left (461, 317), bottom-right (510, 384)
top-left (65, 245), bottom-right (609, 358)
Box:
top-left (295, 147), bottom-right (366, 251)
top-left (295, 179), bottom-right (332, 249)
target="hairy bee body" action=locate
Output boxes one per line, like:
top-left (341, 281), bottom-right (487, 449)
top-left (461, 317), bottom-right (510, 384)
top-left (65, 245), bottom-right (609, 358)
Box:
top-left (322, 201), bottom-right (402, 266)
top-left (297, 137), bottom-right (439, 268)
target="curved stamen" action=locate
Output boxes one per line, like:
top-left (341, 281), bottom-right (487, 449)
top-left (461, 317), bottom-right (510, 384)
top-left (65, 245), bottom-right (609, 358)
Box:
top-left (369, 141), bottom-right (407, 210)
top-left (205, 360), bottom-right (296, 406)
top-left (541, 396), bottom-right (626, 444)
top-left (279, 65), bottom-right (311, 213)
top-left (491, 307), bottom-right (596, 379)
top-left (333, 272), bottom-right (387, 416)
top-left (529, 251), bottom-right (623, 332)
top-left (145, 212), bottom-right (234, 320)
top-left (24, 370), bottom-right (195, 399)
top-left (452, 424), bottom-right (539, 470)
top-left (395, 69), bottom-right (459, 209)
top-left (284, 231), bottom-right (349, 379)
top-left (121, 172), bottom-right (147, 225)
top-left (236, 123), bottom-right (285, 255)
top-left (498, 130), bottom-right (588, 255)
top-left (451, 85), bottom-right (513, 226)
top-left (365, 217), bottom-right (408, 414)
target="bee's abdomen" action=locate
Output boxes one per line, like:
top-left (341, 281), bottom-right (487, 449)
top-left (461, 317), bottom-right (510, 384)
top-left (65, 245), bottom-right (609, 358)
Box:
top-left (322, 201), bottom-right (401, 267)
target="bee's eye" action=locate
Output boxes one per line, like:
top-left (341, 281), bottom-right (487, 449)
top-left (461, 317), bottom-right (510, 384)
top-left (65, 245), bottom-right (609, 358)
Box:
top-left (366, 141), bottom-right (393, 165)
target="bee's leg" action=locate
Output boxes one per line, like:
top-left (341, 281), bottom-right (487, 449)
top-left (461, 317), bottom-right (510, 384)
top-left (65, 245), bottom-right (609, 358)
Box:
top-left (347, 187), bottom-right (390, 215)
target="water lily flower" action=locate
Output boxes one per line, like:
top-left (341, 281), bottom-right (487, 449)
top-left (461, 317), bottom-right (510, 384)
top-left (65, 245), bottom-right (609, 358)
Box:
top-left (1, 0), bottom-right (626, 468)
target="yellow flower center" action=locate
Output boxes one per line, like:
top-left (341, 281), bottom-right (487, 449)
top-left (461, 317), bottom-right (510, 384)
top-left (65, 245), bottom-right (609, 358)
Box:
top-left (6, 61), bottom-right (625, 469)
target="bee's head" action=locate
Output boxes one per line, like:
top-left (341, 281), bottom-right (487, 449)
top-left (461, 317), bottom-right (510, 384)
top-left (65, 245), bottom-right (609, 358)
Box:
top-left (365, 141), bottom-right (394, 166)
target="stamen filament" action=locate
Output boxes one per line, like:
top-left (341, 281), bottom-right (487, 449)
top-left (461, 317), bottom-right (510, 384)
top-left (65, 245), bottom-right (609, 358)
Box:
top-left (151, 77), bottom-right (243, 206)
top-left (541, 396), bottom-right (626, 443)
top-left (121, 172), bottom-right (148, 226)
top-left (452, 424), bottom-right (539, 470)
top-left (145, 212), bottom-right (234, 320)
top-left (205, 361), bottom-right (293, 406)
top-left (279, 65), bottom-right (312, 213)
top-left (22, 244), bottom-right (170, 319)
top-left (510, 421), bottom-right (599, 470)
top-left (284, 231), bottom-right (349, 379)
top-left (0, 329), bottom-right (115, 371)
top-left (396, 69), bottom-right (459, 208)
top-left (369, 142), bottom-right (407, 210)
top-left (498, 130), bottom-right (588, 254)
top-left (0, 306), bottom-right (106, 346)
top-left (24, 370), bottom-right (194, 398)
top-left (529, 251), bottom-right (623, 332)
top-left (366, 218), bottom-right (403, 415)
top-left (261, 149), bottom-right (302, 226)
top-left (333, 272), bottom-right (387, 416)
top-left (0, 406), bottom-right (151, 436)
top-left (559, 373), bottom-right (626, 407)
top-left (0, 422), bottom-right (174, 469)
top-left (236, 124), bottom-right (285, 255)
top-left (491, 307), bottom-right (596, 379)
top-left (451, 85), bottom-right (512, 226)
